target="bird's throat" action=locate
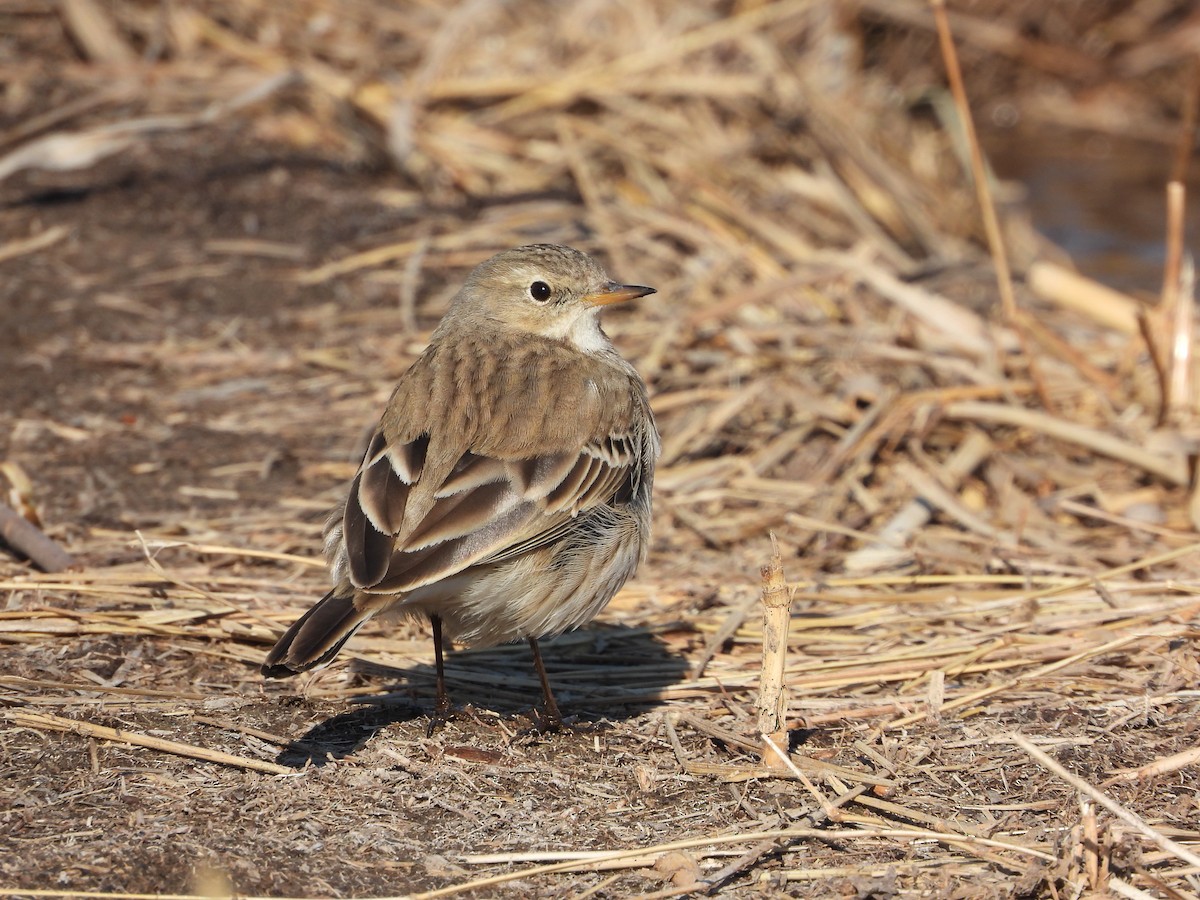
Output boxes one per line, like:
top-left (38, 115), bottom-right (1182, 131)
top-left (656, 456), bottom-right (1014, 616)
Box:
top-left (542, 309), bottom-right (612, 354)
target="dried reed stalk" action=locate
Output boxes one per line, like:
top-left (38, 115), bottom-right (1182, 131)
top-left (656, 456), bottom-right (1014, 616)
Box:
top-left (3, 709), bottom-right (292, 775)
top-left (756, 534), bottom-right (791, 770)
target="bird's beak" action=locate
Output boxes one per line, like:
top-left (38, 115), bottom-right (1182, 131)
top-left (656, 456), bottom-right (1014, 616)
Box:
top-left (583, 282), bottom-right (656, 307)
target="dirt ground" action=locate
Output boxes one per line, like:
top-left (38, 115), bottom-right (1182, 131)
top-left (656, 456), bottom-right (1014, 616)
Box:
top-left (3, 3), bottom-right (1200, 899)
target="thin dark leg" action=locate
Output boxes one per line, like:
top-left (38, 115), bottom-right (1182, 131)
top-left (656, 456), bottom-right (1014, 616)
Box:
top-left (527, 636), bottom-right (563, 731)
top-left (431, 613), bottom-right (450, 716)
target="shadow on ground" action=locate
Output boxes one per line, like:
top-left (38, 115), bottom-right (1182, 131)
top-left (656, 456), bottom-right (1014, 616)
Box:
top-left (275, 623), bottom-right (688, 767)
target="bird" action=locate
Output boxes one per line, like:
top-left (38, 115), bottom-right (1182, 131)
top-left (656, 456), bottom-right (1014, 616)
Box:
top-left (262, 243), bottom-right (660, 730)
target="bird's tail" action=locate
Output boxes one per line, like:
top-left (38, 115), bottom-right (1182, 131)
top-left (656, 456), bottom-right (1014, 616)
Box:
top-left (262, 590), bottom-right (374, 677)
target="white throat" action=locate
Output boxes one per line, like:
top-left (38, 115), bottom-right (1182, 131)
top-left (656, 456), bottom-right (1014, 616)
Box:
top-left (543, 309), bottom-right (612, 354)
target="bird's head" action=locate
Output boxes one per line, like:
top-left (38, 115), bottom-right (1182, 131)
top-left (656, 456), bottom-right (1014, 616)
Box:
top-left (446, 244), bottom-right (655, 352)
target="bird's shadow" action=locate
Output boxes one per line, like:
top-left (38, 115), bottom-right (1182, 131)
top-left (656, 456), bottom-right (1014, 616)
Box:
top-left (275, 623), bottom-right (689, 768)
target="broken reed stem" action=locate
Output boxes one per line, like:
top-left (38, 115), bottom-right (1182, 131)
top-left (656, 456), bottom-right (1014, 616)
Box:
top-left (756, 533), bottom-right (790, 769)
top-left (1163, 181), bottom-right (1187, 311)
top-left (1156, 180), bottom-right (1200, 528)
top-left (1179, 257), bottom-right (1200, 530)
top-left (1081, 799), bottom-right (1101, 891)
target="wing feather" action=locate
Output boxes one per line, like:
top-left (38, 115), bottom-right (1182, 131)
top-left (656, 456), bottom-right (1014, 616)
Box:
top-left (343, 432), bottom-right (643, 594)
top-left (358, 442), bottom-right (410, 532)
top-left (373, 501), bottom-right (538, 592)
top-left (436, 452), bottom-right (508, 498)
top-left (511, 453), bottom-right (577, 498)
top-left (339, 331), bottom-right (655, 597)
top-left (406, 480), bottom-right (527, 550)
top-left (345, 469), bottom-right (397, 588)
top-left (543, 455), bottom-right (596, 514)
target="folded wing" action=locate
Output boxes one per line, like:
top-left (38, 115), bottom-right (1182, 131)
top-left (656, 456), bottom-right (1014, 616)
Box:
top-left (343, 424), bottom-right (644, 596)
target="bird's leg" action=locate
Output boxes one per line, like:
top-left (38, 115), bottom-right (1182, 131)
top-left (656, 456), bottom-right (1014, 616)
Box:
top-left (427, 614), bottom-right (452, 735)
top-left (431, 614), bottom-right (450, 713)
top-left (527, 636), bottom-right (564, 732)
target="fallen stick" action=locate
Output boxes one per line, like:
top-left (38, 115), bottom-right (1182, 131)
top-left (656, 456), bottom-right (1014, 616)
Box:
top-left (1103, 745), bottom-right (1200, 786)
top-left (0, 500), bottom-right (75, 572)
top-left (943, 401), bottom-right (1188, 485)
top-left (2, 709), bottom-right (292, 776)
top-left (1027, 261), bottom-right (1140, 335)
top-left (0, 225), bottom-right (69, 265)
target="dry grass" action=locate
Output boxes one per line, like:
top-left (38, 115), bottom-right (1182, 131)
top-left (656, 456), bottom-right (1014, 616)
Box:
top-left (2, 1), bottom-right (1199, 897)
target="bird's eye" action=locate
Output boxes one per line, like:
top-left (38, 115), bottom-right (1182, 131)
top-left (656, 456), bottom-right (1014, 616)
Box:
top-left (529, 281), bottom-right (552, 302)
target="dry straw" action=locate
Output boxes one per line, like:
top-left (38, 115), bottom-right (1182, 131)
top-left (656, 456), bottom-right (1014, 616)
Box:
top-left (2, 0), bottom-right (1199, 897)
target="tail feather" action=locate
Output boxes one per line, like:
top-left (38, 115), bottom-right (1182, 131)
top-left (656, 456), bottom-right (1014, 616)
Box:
top-left (262, 590), bottom-right (374, 677)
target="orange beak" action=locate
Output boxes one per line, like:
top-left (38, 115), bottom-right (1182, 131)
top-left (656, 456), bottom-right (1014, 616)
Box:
top-left (583, 282), bottom-right (656, 307)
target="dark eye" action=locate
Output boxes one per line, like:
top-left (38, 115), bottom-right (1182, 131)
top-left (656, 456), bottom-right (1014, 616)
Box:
top-left (529, 281), bottom-right (552, 302)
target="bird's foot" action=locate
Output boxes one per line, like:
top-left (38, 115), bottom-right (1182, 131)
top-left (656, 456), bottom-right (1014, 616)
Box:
top-left (425, 698), bottom-right (456, 737)
top-left (530, 705), bottom-right (565, 734)
top-left (509, 709), bottom-right (604, 744)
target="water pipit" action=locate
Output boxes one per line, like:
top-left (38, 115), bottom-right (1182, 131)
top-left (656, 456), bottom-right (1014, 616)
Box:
top-left (263, 244), bottom-right (659, 730)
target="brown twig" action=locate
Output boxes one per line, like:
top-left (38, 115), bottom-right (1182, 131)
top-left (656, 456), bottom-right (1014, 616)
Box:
top-left (0, 501), bottom-right (75, 572)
